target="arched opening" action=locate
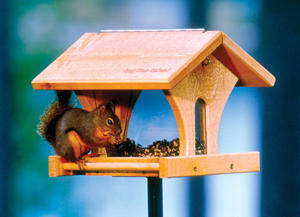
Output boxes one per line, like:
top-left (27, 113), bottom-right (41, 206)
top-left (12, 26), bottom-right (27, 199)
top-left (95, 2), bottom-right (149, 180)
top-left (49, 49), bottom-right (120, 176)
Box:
top-left (195, 98), bottom-right (206, 154)
top-left (127, 90), bottom-right (178, 146)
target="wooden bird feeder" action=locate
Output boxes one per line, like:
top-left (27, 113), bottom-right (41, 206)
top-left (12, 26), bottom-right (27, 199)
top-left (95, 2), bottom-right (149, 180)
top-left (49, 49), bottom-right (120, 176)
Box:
top-left (31, 29), bottom-right (275, 179)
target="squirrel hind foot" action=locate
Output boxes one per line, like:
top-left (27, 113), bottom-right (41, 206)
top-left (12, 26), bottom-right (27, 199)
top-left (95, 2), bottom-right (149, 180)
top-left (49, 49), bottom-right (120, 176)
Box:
top-left (67, 130), bottom-right (91, 160)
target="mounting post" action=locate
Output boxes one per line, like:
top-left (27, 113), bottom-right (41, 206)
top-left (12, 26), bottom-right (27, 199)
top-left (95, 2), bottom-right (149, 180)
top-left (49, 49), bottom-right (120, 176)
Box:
top-left (147, 177), bottom-right (163, 217)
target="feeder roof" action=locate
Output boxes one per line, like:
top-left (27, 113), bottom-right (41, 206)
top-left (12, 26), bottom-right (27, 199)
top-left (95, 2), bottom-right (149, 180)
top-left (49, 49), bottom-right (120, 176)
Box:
top-left (31, 29), bottom-right (275, 90)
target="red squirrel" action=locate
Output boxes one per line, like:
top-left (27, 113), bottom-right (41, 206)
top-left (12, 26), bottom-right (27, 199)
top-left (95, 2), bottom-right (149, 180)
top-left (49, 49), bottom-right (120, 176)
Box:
top-left (38, 91), bottom-right (122, 162)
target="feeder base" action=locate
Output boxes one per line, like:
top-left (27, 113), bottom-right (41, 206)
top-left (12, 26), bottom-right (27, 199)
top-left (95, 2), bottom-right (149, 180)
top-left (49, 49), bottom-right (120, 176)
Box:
top-left (48, 152), bottom-right (259, 178)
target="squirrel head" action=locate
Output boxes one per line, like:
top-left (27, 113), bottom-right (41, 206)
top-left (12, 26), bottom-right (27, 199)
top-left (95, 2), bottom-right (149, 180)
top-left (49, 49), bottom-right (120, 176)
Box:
top-left (90, 102), bottom-right (122, 146)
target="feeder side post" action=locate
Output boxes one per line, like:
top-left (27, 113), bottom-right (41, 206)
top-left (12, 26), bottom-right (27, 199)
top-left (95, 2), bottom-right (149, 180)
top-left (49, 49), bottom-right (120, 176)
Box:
top-left (164, 55), bottom-right (238, 155)
top-left (147, 177), bottom-right (163, 217)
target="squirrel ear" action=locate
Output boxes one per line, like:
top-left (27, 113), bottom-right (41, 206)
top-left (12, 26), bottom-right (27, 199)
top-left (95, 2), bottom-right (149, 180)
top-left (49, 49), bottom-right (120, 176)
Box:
top-left (106, 101), bottom-right (115, 112)
top-left (97, 104), bottom-right (106, 113)
top-left (96, 101), bottom-right (115, 113)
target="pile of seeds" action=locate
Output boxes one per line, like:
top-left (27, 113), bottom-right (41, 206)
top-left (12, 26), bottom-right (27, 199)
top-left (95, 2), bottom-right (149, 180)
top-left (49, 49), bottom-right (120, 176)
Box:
top-left (111, 138), bottom-right (205, 157)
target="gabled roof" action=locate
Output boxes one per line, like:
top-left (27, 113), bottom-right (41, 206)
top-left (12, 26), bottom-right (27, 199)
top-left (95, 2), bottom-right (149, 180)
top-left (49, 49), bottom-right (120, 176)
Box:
top-left (31, 29), bottom-right (275, 90)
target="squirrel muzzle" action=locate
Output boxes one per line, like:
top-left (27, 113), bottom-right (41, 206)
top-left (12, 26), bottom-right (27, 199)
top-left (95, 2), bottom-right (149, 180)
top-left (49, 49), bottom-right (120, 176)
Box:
top-left (94, 126), bottom-right (122, 146)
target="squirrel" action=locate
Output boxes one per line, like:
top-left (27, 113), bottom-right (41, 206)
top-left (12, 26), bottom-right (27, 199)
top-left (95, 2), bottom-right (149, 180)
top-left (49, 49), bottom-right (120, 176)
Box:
top-left (38, 91), bottom-right (122, 162)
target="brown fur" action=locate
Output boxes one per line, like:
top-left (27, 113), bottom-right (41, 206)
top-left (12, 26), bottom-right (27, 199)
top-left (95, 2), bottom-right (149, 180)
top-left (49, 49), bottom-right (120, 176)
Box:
top-left (38, 101), bottom-right (71, 145)
top-left (38, 92), bottom-right (122, 162)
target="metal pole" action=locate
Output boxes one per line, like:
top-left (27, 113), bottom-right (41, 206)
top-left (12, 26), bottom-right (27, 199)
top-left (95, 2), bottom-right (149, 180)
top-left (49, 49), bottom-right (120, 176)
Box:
top-left (147, 177), bottom-right (163, 217)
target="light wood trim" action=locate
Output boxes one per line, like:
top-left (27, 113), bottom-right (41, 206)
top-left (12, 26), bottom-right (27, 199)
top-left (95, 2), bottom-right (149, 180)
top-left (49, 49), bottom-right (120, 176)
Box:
top-left (164, 56), bottom-right (238, 156)
top-left (48, 152), bottom-right (259, 178)
top-left (85, 172), bottom-right (159, 177)
top-left (168, 31), bottom-right (222, 87)
top-left (159, 152), bottom-right (260, 178)
top-left (32, 80), bottom-right (172, 90)
top-left (48, 156), bottom-right (160, 177)
top-left (48, 156), bottom-right (73, 177)
top-left (62, 162), bottom-right (159, 171)
top-left (213, 33), bottom-right (276, 87)
top-left (82, 156), bottom-right (159, 163)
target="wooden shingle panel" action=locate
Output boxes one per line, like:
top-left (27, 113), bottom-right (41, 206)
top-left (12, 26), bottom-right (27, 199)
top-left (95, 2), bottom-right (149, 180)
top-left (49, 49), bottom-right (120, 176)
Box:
top-left (213, 33), bottom-right (276, 87)
top-left (32, 30), bottom-right (220, 90)
top-left (32, 30), bottom-right (274, 90)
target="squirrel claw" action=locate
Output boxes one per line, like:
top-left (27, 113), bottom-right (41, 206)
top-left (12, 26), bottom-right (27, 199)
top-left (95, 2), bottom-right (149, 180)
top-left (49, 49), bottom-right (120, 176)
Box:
top-left (77, 160), bottom-right (87, 171)
top-left (81, 153), bottom-right (101, 160)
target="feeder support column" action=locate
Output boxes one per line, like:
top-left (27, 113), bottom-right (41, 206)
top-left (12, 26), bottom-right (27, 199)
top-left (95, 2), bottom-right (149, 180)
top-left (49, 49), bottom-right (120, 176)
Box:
top-left (164, 56), bottom-right (238, 155)
top-left (147, 177), bottom-right (163, 217)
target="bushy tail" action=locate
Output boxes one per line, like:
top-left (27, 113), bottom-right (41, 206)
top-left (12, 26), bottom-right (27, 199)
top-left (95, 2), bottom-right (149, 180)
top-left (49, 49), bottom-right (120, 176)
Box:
top-left (38, 91), bottom-right (72, 146)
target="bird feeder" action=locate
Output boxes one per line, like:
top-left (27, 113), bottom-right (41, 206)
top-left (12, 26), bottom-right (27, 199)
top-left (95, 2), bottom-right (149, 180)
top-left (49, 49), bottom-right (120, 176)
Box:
top-left (32, 29), bottom-right (275, 178)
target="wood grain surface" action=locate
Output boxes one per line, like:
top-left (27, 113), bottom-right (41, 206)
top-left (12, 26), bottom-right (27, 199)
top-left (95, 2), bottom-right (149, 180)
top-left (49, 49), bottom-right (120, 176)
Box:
top-left (48, 152), bottom-right (259, 178)
top-left (213, 33), bottom-right (275, 87)
top-left (31, 30), bottom-right (275, 90)
top-left (164, 55), bottom-right (238, 155)
top-left (32, 30), bottom-right (219, 89)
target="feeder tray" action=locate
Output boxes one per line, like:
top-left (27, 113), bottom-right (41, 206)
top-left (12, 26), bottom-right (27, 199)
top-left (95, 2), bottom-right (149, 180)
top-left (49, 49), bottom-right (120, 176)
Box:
top-left (32, 29), bottom-right (275, 178)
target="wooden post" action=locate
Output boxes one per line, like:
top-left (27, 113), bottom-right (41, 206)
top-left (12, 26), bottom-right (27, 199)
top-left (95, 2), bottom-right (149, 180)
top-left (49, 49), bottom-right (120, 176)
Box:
top-left (147, 177), bottom-right (163, 217)
top-left (164, 55), bottom-right (238, 156)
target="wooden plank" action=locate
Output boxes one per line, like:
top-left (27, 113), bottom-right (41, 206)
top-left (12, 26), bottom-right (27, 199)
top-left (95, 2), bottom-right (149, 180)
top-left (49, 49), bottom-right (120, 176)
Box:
top-left (79, 157), bottom-right (160, 177)
top-left (31, 31), bottom-right (221, 90)
top-left (81, 156), bottom-right (159, 163)
top-left (48, 156), bottom-right (73, 177)
top-left (159, 152), bottom-right (260, 178)
top-left (48, 156), bottom-right (160, 177)
top-left (48, 152), bottom-right (259, 178)
top-left (164, 56), bottom-right (238, 156)
top-left (213, 33), bottom-right (276, 87)
top-left (62, 162), bottom-right (159, 171)
top-left (32, 80), bottom-right (172, 90)
top-left (85, 172), bottom-right (159, 177)
top-left (168, 31), bottom-right (222, 87)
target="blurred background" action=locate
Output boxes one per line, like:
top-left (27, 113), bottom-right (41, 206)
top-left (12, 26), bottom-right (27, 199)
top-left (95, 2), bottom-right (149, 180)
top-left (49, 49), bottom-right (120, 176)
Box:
top-left (0, 0), bottom-right (299, 216)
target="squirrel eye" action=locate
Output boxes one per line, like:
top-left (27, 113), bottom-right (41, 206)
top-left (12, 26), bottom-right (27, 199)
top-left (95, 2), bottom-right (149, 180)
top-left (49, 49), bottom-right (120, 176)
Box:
top-left (106, 118), bottom-right (114, 125)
